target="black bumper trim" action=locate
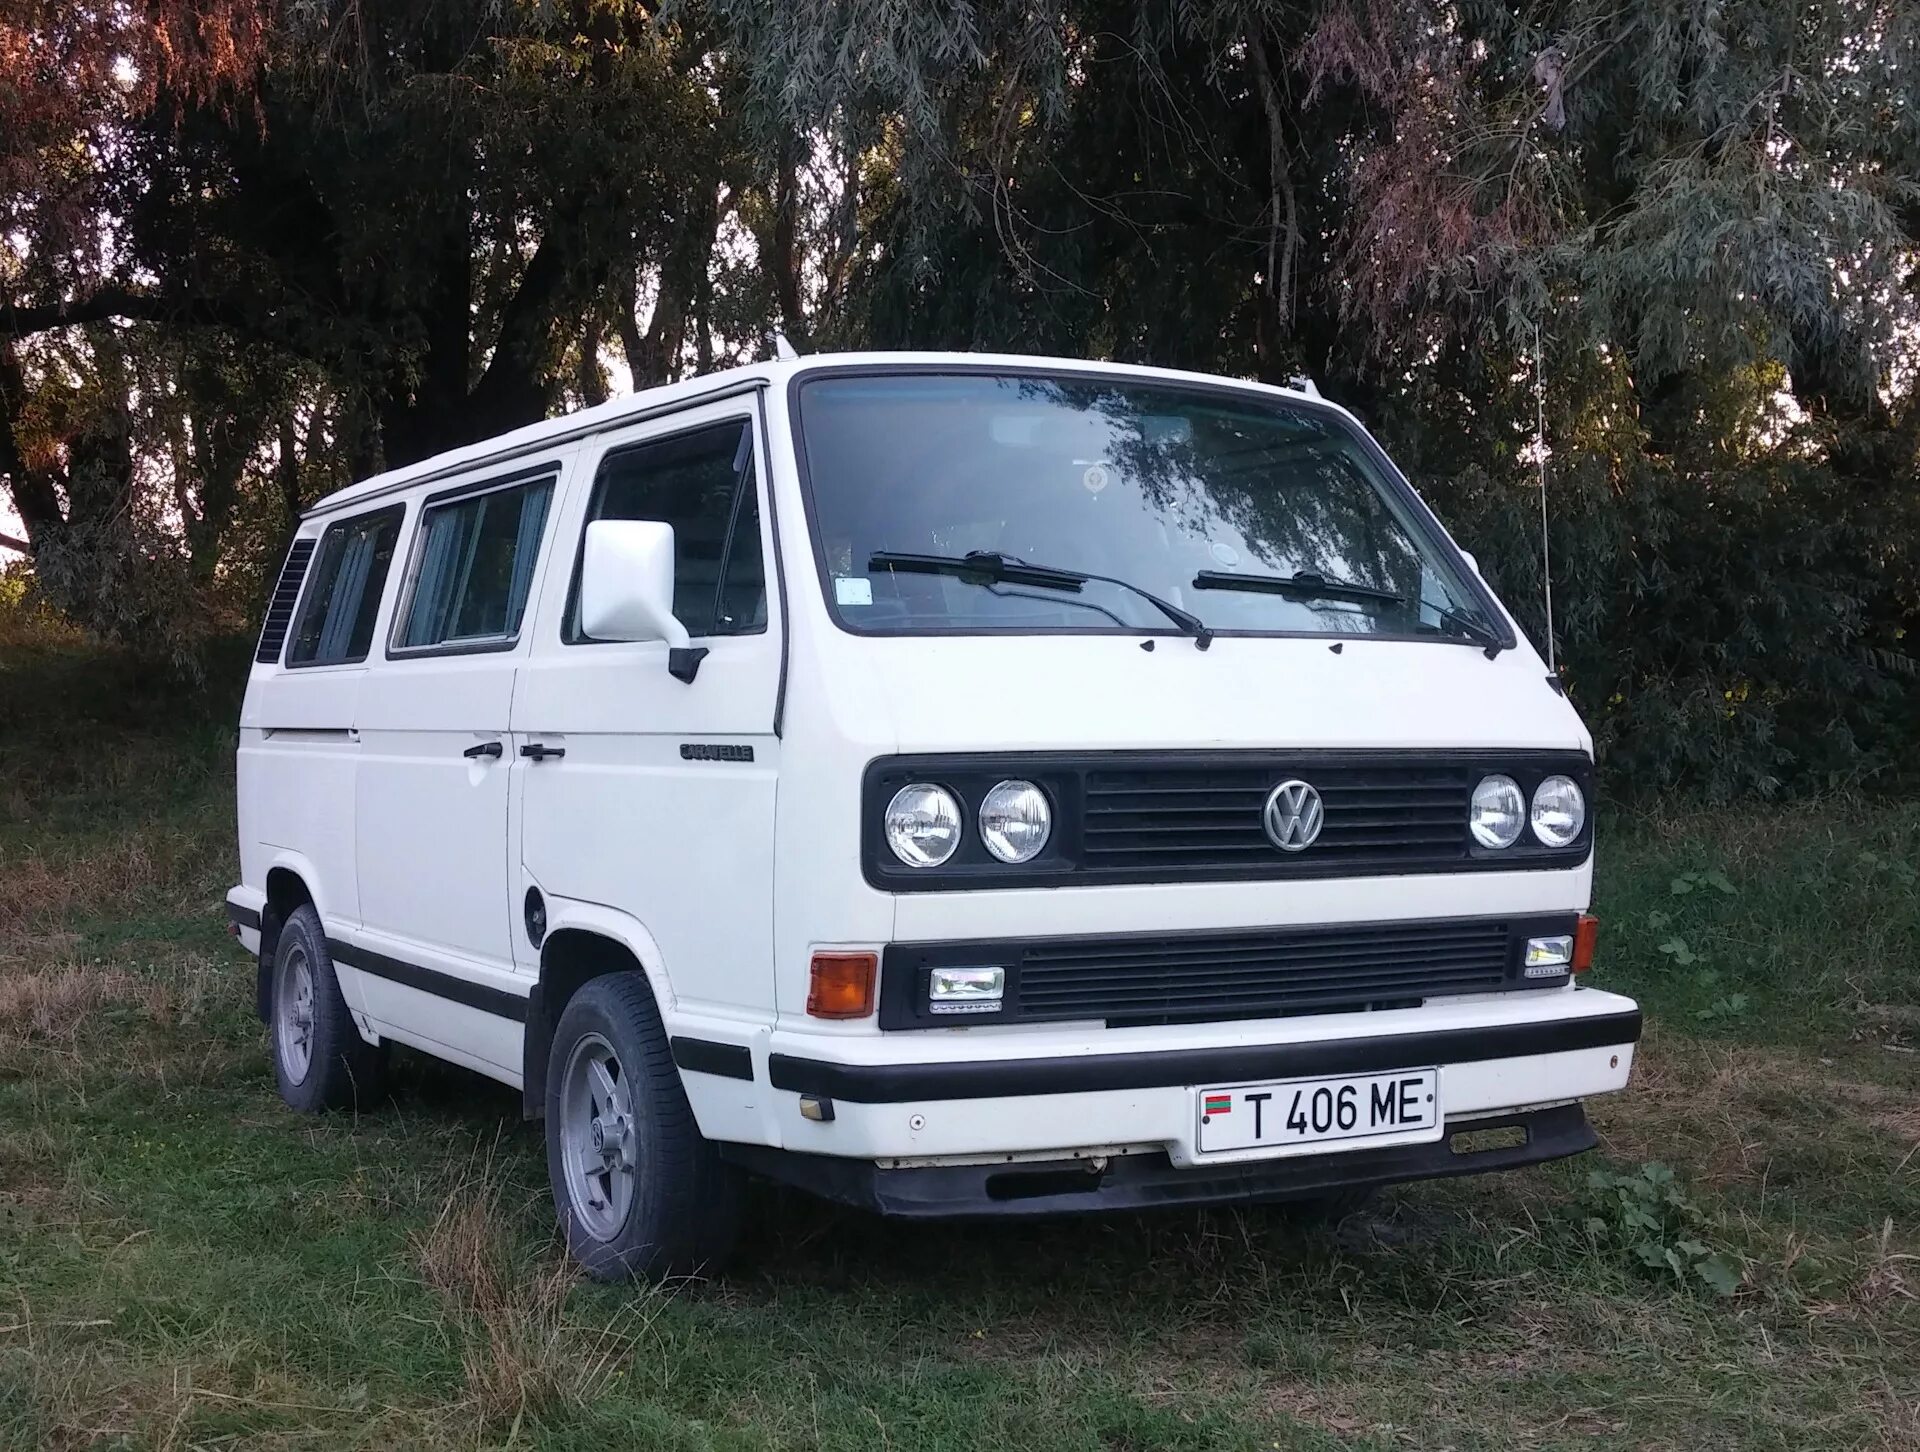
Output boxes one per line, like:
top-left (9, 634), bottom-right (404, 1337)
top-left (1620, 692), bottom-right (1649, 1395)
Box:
top-left (721, 1102), bottom-right (1597, 1218)
top-left (671, 1036), bottom-right (755, 1081)
top-left (768, 1008), bottom-right (1640, 1104)
top-left (327, 938), bottom-right (529, 1023)
top-left (226, 898), bottom-right (261, 931)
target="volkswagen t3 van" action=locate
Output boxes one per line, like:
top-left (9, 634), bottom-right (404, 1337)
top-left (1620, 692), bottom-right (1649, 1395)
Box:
top-left (226, 352), bottom-right (1640, 1280)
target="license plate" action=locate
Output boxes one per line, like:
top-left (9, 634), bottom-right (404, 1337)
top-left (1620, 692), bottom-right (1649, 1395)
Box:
top-left (1195, 1068), bottom-right (1440, 1155)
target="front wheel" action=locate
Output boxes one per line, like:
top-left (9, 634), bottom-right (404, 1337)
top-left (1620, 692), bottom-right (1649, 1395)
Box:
top-left (544, 974), bottom-right (743, 1281)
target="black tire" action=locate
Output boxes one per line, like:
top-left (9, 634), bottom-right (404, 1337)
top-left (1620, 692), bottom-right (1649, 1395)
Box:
top-left (268, 903), bottom-right (387, 1112)
top-left (544, 973), bottom-right (743, 1282)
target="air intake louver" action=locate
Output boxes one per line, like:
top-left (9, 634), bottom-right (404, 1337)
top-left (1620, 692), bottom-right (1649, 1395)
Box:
top-left (255, 538), bottom-right (316, 664)
top-left (1016, 918), bottom-right (1512, 1026)
top-left (1082, 760), bottom-right (1472, 875)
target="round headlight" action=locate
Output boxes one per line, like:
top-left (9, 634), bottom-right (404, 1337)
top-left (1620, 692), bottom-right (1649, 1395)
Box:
top-left (1530, 775), bottom-right (1586, 847)
top-left (979, 780), bottom-right (1052, 864)
top-left (1469, 774), bottom-right (1525, 849)
top-left (884, 784), bottom-right (962, 867)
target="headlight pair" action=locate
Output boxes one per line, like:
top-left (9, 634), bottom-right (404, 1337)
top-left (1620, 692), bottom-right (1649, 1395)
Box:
top-left (884, 780), bottom-right (1051, 867)
top-left (1469, 773), bottom-right (1585, 850)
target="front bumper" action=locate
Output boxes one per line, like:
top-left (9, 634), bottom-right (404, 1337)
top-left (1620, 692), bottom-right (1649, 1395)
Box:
top-left (749, 987), bottom-right (1640, 1167)
top-left (723, 1102), bottom-right (1598, 1218)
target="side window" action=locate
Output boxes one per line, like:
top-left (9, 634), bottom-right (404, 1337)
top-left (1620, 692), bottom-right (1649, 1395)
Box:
top-left (396, 475), bottom-right (554, 652)
top-left (285, 506), bottom-right (404, 667)
top-left (567, 419), bottom-right (764, 642)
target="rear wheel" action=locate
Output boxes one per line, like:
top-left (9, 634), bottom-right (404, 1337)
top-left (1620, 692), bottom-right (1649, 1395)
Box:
top-left (545, 973), bottom-right (743, 1281)
top-left (269, 904), bottom-right (386, 1112)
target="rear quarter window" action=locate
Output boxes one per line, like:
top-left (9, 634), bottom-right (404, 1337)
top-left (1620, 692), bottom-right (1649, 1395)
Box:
top-left (285, 507), bottom-right (405, 667)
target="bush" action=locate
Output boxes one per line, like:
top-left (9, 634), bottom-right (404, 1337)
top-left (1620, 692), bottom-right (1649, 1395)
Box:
top-left (1423, 436), bottom-right (1920, 801)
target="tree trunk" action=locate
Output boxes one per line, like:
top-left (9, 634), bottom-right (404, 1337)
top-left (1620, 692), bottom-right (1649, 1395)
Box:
top-left (771, 140), bottom-right (809, 351)
top-left (625, 184), bottom-right (725, 389)
top-left (1, 342), bottom-right (64, 551)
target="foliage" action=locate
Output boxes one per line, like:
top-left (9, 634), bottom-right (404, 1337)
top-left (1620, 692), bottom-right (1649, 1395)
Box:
top-left (1580, 1162), bottom-right (1744, 1296)
top-left (1, 0), bottom-right (1918, 788)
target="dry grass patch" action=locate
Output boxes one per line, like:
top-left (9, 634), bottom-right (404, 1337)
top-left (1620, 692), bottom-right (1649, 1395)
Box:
top-left (412, 1161), bottom-right (657, 1430)
top-left (3, 828), bottom-right (226, 931)
top-left (1856, 1219), bottom-right (1917, 1307)
top-left (3, 1328), bottom-right (458, 1452)
top-left (0, 964), bottom-right (171, 1044)
top-left (1595, 1032), bottom-right (1920, 1195)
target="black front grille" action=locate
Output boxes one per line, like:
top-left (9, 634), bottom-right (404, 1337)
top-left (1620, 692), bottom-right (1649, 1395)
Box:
top-left (878, 915), bottom-right (1574, 1029)
top-left (861, 751), bottom-right (1594, 892)
top-left (1083, 760), bottom-right (1471, 874)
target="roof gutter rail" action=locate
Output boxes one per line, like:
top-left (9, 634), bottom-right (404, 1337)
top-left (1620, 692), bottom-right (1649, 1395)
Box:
top-left (303, 375), bottom-right (771, 519)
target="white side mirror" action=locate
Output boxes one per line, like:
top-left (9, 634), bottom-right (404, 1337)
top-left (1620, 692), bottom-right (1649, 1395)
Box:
top-left (580, 520), bottom-right (690, 649)
top-left (1459, 549), bottom-right (1480, 575)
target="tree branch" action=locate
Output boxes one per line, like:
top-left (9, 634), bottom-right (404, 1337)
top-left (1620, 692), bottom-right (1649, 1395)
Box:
top-left (0, 532), bottom-right (30, 555)
top-left (0, 287), bottom-right (251, 340)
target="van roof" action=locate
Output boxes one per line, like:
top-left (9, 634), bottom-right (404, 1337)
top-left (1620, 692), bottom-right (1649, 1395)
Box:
top-left (305, 351), bottom-right (1325, 517)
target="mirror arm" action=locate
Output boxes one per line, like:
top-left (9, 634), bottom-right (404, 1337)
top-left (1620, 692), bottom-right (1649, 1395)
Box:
top-left (667, 646), bottom-right (709, 684)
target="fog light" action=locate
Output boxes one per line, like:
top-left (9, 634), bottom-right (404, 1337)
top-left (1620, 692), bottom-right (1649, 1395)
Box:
top-left (929, 965), bottom-right (1005, 1015)
top-left (798, 1094), bottom-right (835, 1122)
top-left (1523, 934), bottom-right (1574, 978)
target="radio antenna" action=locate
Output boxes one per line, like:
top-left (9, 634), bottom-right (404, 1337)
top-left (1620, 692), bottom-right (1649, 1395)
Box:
top-left (1533, 322), bottom-right (1557, 675)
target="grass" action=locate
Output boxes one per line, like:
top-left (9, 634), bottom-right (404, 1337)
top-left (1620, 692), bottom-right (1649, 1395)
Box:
top-left (2, 631), bottom-right (1918, 1450)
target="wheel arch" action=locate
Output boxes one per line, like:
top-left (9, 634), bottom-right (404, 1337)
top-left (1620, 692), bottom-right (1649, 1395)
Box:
top-left (522, 901), bottom-right (674, 1119)
top-left (257, 856), bottom-right (324, 1023)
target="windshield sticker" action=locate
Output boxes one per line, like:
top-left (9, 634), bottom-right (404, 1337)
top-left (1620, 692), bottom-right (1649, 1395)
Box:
top-left (1082, 462), bottom-right (1110, 494)
top-left (1210, 541), bottom-right (1242, 567)
top-left (834, 576), bottom-right (874, 606)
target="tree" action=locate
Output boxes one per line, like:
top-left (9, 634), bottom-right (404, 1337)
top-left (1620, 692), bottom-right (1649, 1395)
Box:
top-left (1, 1), bottom-right (762, 657)
top-left (0, 0), bottom-right (273, 623)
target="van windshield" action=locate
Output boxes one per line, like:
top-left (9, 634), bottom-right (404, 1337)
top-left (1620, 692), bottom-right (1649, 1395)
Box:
top-left (794, 372), bottom-right (1502, 645)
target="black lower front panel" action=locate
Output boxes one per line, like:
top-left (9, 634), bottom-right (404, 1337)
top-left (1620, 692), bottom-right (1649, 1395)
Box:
top-left (720, 1102), bottom-right (1596, 1219)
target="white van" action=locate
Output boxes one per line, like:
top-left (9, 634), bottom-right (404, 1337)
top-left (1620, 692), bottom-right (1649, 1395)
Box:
top-left (226, 352), bottom-right (1639, 1280)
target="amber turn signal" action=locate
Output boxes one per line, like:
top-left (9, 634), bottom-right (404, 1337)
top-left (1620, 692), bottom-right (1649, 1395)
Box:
top-left (807, 951), bottom-right (877, 1019)
top-left (1572, 914), bottom-right (1599, 973)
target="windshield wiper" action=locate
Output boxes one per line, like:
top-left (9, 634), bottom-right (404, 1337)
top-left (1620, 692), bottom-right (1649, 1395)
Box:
top-left (869, 550), bottom-right (1213, 649)
top-left (1193, 568), bottom-right (1405, 606)
top-left (1431, 603), bottom-right (1507, 659)
top-left (1196, 568), bottom-right (1507, 658)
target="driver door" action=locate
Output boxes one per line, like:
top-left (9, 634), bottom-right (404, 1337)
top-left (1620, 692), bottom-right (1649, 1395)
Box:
top-left (512, 401), bottom-right (782, 1019)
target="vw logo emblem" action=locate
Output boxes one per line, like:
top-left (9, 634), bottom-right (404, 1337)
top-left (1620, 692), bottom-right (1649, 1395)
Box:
top-left (1263, 779), bottom-right (1324, 852)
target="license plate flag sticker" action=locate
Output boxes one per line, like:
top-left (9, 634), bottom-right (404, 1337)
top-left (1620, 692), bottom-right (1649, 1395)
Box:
top-left (1203, 1092), bottom-right (1232, 1117)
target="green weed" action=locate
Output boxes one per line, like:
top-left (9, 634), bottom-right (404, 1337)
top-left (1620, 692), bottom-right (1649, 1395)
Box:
top-left (1579, 1163), bottom-right (1744, 1296)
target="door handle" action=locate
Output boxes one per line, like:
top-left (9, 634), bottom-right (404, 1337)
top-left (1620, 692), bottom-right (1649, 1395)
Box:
top-left (520, 743), bottom-right (566, 761)
top-left (463, 741), bottom-right (504, 760)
